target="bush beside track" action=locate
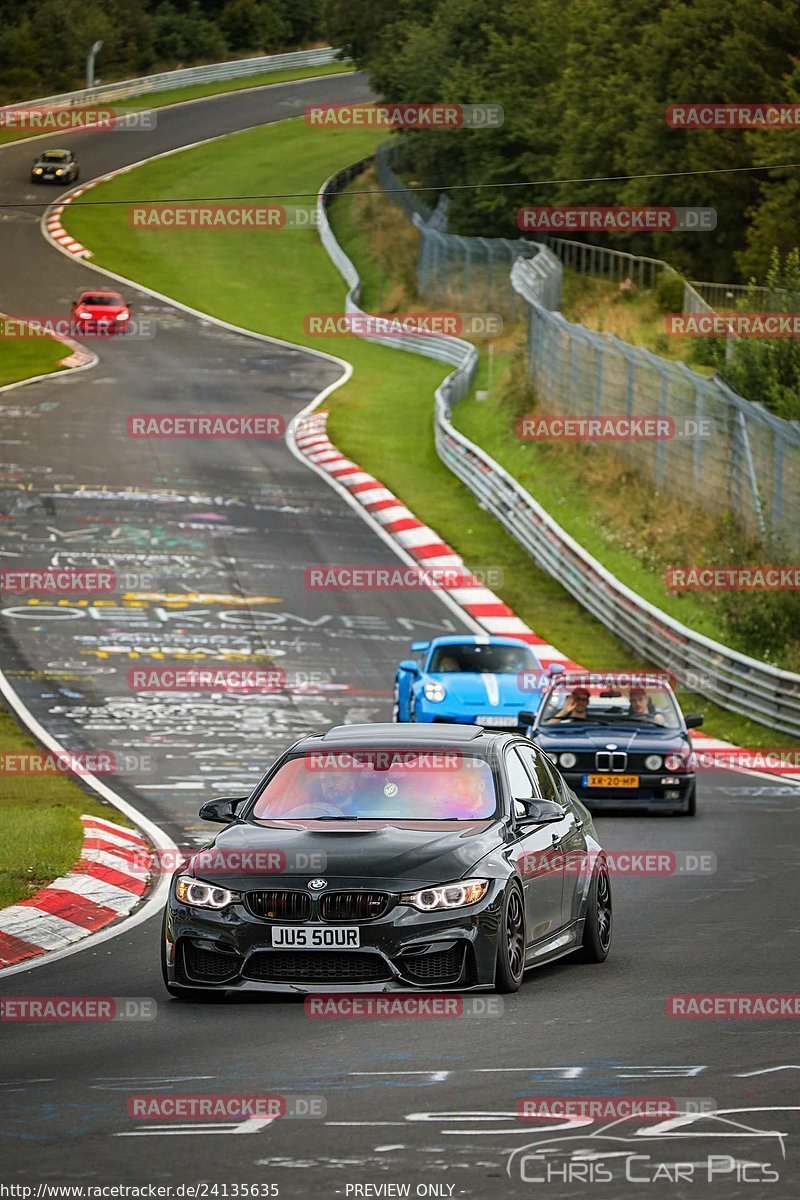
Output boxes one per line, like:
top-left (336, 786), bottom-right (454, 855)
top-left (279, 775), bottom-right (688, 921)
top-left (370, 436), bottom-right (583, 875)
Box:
top-left (61, 116), bottom-right (797, 749)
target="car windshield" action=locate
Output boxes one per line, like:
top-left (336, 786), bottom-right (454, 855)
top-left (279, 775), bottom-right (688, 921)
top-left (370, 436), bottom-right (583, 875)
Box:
top-left (41, 151), bottom-right (68, 162)
top-left (79, 295), bottom-right (123, 306)
top-left (428, 643), bottom-right (537, 674)
top-left (540, 681), bottom-right (682, 729)
top-left (251, 750), bottom-right (498, 821)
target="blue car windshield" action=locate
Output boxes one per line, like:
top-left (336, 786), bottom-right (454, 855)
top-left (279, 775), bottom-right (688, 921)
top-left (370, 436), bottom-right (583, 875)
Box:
top-left (429, 643), bottom-right (537, 674)
top-left (252, 751), bottom-right (499, 821)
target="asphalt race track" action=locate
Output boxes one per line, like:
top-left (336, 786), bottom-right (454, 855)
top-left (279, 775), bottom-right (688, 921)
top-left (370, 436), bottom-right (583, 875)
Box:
top-left (0, 73), bottom-right (799, 1199)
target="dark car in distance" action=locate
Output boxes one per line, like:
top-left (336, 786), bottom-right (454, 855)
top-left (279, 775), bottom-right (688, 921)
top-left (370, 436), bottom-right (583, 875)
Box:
top-left (522, 673), bottom-right (702, 815)
top-left (162, 723), bottom-right (612, 998)
top-left (31, 148), bottom-right (79, 184)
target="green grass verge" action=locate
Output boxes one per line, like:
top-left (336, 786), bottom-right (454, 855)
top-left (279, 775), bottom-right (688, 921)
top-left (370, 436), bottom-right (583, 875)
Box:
top-left (0, 62), bottom-right (353, 146)
top-left (0, 705), bottom-right (133, 909)
top-left (61, 116), bottom-right (796, 748)
top-left (0, 335), bottom-right (70, 387)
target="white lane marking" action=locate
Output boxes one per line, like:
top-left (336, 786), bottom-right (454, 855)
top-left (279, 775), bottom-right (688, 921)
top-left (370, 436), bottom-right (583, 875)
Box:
top-left (116, 1118), bottom-right (277, 1136)
top-left (349, 1072), bottom-right (452, 1082)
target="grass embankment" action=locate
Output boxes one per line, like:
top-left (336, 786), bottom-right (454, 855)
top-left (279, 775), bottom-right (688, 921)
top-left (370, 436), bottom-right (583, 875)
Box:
top-left (0, 335), bottom-right (72, 388)
top-left (61, 121), bottom-right (796, 747)
top-left (560, 271), bottom-right (715, 373)
top-left (0, 705), bottom-right (133, 908)
top-left (0, 61), bottom-right (353, 146)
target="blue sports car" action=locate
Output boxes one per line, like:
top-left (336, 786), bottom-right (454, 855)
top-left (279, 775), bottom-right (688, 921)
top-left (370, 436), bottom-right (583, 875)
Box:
top-left (393, 635), bottom-right (557, 728)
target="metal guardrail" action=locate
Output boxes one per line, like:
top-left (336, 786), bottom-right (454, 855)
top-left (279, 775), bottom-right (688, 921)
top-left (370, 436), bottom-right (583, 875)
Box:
top-left (319, 157), bottom-right (800, 736)
top-left (2, 47), bottom-right (343, 110)
top-left (543, 236), bottom-right (670, 290)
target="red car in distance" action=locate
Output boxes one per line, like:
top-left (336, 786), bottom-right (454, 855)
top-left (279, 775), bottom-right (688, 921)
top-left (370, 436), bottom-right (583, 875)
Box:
top-left (70, 290), bottom-right (130, 334)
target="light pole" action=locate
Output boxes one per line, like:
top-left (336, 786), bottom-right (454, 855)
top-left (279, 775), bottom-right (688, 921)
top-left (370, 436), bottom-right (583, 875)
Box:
top-left (86, 40), bottom-right (103, 90)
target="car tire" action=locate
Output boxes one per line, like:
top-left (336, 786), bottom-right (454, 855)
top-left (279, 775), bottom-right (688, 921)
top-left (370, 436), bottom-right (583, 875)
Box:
top-left (392, 680), bottom-right (401, 722)
top-left (683, 781), bottom-right (697, 817)
top-left (408, 692), bottom-right (417, 723)
top-left (494, 884), bottom-right (526, 993)
top-left (73, 169), bottom-right (80, 182)
top-left (575, 863), bottom-right (612, 963)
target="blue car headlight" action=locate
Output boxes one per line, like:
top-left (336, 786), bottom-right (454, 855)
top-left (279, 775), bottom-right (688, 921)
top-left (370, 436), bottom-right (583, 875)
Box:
top-left (423, 681), bottom-right (446, 703)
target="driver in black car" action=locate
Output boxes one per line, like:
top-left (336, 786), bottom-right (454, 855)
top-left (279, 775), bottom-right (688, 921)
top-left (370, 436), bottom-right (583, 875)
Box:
top-left (547, 686), bottom-right (591, 721)
top-left (318, 770), bottom-right (359, 812)
top-left (628, 686), bottom-right (665, 726)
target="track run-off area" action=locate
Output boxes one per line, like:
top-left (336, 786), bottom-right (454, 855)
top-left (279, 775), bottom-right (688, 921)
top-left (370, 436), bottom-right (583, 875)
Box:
top-left (0, 72), bottom-right (798, 1199)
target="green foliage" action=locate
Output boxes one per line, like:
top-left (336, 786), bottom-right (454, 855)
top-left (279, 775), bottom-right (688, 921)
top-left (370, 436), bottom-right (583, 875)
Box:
top-left (321, 0), bottom-right (800, 282)
top-left (0, 1), bottom-right (322, 101)
top-left (654, 270), bottom-right (687, 313)
top-left (719, 249), bottom-right (800, 420)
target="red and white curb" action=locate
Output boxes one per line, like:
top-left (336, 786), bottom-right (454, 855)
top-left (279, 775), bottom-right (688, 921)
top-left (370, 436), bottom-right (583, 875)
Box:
top-left (294, 410), bottom-right (799, 781)
top-left (294, 410), bottom-right (570, 665)
top-left (44, 199), bottom-right (92, 258)
top-left (0, 815), bottom-right (153, 968)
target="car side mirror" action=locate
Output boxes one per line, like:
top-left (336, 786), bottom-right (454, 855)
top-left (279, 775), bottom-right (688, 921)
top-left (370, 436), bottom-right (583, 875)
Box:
top-left (516, 798), bottom-right (566, 825)
top-left (398, 659), bottom-right (421, 675)
top-left (198, 796), bottom-right (246, 823)
top-left (518, 710), bottom-right (537, 729)
top-left (411, 641), bottom-right (430, 652)
top-left (547, 663), bottom-right (565, 675)
top-left (684, 713), bottom-right (704, 729)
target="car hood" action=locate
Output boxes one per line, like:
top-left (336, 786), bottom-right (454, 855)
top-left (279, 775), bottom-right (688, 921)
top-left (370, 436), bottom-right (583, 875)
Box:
top-left (534, 725), bottom-right (690, 752)
top-left (189, 818), bottom-right (504, 890)
top-left (429, 671), bottom-right (540, 710)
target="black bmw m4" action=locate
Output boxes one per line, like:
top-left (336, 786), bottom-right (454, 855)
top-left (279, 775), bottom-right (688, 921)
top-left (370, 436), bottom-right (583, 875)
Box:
top-left (162, 723), bottom-right (612, 998)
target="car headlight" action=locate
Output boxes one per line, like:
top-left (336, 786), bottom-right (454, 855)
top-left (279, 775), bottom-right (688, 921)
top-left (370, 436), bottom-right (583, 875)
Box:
top-left (664, 753), bottom-right (688, 772)
top-left (644, 754), bottom-right (663, 771)
top-left (116, 310), bottom-right (130, 321)
top-left (423, 681), bottom-right (446, 703)
top-left (55, 169), bottom-right (64, 175)
top-left (175, 875), bottom-right (240, 909)
top-left (77, 311), bottom-right (92, 319)
top-left (400, 878), bottom-right (489, 912)
top-left (558, 752), bottom-right (577, 769)
top-left (34, 168), bottom-right (43, 174)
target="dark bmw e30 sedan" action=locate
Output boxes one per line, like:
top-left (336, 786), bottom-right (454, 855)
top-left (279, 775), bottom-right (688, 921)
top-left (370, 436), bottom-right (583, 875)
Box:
top-left (522, 673), bottom-right (703, 816)
top-left (162, 723), bottom-right (612, 998)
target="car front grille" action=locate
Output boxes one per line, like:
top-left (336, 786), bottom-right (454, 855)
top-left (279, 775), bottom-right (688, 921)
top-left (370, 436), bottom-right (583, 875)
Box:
top-left (181, 940), bottom-right (241, 983)
top-left (242, 951), bottom-right (392, 984)
top-left (244, 891), bottom-right (312, 921)
top-left (398, 944), bottom-right (466, 983)
top-left (595, 751), bottom-right (628, 771)
top-left (319, 891), bottom-right (391, 921)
